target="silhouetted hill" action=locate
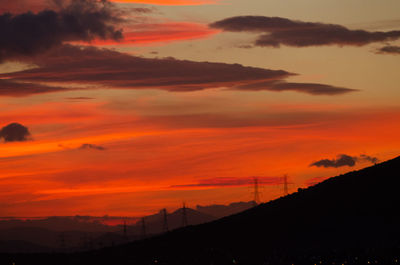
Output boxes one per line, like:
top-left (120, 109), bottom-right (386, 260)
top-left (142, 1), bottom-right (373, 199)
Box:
top-left (2, 156), bottom-right (400, 264)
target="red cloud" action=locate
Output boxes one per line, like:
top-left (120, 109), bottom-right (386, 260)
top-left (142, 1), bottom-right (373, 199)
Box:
top-left (0, 0), bottom-right (48, 13)
top-left (88, 22), bottom-right (220, 46)
top-left (171, 176), bottom-right (283, 189)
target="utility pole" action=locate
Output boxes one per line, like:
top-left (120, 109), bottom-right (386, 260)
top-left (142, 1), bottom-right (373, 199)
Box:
top-left (162, 208), bottom-right (169, 233)
top-left (182, 202), bottom-right (188, 227)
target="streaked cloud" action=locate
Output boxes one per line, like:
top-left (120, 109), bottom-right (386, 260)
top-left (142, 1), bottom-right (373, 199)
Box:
top-left (1, 45), bottom-right (355, 96)
top-left (1, 45), bottom-right (290, 93)
top-left (79, 143), bottom-right (107, 150)
top-left (170, 176), bottom-right (283, 188)
top-left (234, 81), bottom-right (356, 95)
top-left (0, 79), bottom-right (67, 97)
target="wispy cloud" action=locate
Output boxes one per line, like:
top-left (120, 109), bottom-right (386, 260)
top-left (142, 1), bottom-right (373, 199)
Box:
top-left (376, 45), bottom-right (400, 55)
top-left (79, 143), bottom-right (106, 151)
top-left (234, 81), bottom-right (356, 95)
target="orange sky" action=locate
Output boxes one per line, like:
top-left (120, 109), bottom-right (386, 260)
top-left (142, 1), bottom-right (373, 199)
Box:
top-left (0, 0), bottom-right (399, 217)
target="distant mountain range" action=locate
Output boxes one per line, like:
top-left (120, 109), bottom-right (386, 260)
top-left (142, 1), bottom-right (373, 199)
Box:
top-left (2, 155), bottom-right (399, 264)
top-left (0, 202), bottom-right (255, 253)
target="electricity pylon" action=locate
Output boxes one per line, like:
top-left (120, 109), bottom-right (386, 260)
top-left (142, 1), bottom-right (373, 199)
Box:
top-left (182, 202), bottom-right (188, 227)
top-left (253, 177), bottom-right (261, 205)
top-left (283, 174), bottom-right (289, 196)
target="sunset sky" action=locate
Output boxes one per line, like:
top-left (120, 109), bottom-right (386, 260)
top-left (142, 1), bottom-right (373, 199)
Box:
top-left (0, 0), bottom-right (399, 217)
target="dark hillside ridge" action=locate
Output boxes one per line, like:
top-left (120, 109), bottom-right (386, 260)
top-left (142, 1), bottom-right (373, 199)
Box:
top-left (2, 156), bottom-right (400, 265)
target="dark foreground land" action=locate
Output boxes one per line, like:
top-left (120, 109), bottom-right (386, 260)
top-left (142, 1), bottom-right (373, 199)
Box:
top-left (2, 156), bottom-right (400, 265)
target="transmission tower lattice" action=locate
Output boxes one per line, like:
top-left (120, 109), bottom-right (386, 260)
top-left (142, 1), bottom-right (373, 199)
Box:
top-left (283, 174), bottom-right (289, 196)
top-left (182, 202), bottom-right (188, 227)
top-left (253, 177), bottom-right (261, 205)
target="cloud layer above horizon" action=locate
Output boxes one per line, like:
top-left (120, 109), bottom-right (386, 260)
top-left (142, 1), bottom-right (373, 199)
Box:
top-left (0, 45), bottom-right (356, 96)
top-left (211, 16), bottom-right (400, 48)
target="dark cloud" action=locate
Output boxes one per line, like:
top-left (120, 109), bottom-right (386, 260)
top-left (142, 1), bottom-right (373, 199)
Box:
top-left (0, 0), bottom-right (123, 61)
top-left (129, 7), bottom-right (154, 13)
top-left (359, 154), bottom-right (379, 164)
top-left (376, 45), bottom-right (400, 55)
top-left (310, 154), bottom-right (379, 168)
top-left (310, 154), bottom-right (356, 168)
top-left (234, 81), bottom-right (356, 95)
top-left (0, 45), bottom-right (355, 96)
top-left (79, 143), bottom-right (106, 150)
top-left (0, 123), bottom-right (31, 142)
top-left (210, 16), bottom-right (400, 48)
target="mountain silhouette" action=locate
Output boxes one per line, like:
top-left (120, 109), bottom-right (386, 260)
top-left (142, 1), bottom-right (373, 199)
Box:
top-left (2, 155), bottom-right (400, 264)
top-left (0, 206), bottom-right (225, 253)
top-left (126, 207), bottom-right (216, 237)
